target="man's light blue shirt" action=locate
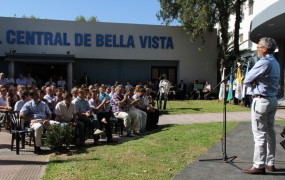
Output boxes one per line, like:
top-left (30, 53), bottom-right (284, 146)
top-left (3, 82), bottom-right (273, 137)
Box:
top-left (20, 100), bottom-right (51, 119)
top-left (244, 54), bottom-right (280, 97)
top-left (72, 97), bottom-right (90, 113)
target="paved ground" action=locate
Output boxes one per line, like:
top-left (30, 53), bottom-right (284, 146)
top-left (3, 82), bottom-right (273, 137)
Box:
top-left (0, 130), bottom-right (50, 180)
top-left (0, 109), bottom-right (285, 180)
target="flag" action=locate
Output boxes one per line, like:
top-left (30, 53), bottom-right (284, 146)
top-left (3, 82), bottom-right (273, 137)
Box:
top-left (219, 68), bottom-right (226, 100)
top-left (242, 61), bottom-right (250, 98)
top-left (227, 69), bottom-right (233, 102)
top-left (235, 63), bottom-right (243, 100)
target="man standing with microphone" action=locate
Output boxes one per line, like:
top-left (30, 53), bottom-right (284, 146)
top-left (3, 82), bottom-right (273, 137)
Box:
top-left (158, 74), bottom-right (170, 110)
top-left (242, 37), bottom-right (280, 175)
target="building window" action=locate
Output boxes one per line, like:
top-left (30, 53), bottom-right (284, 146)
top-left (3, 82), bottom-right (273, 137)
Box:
top-left (151, 66), bottom-right (177, 84)
top-left (239, 33), bottom-right (244, 43)
top-left (248, 32), bottom-right (252, 48)
top-left (248, 2), bottom-right (253, 15)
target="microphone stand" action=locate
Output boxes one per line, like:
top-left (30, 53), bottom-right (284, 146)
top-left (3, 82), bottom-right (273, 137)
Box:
top-left (199, 62), bottom-right (246, 170)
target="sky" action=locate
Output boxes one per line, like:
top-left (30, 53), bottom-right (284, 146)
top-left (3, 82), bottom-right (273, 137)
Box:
top-left (0, 0), bottom-right (167, 25)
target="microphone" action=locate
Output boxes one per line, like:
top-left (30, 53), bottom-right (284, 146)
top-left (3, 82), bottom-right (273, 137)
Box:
top-left (241, 53), bottom-right (255, 59)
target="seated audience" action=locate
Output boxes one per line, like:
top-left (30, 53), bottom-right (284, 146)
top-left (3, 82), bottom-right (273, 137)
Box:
top-left (88, 89), bottom-right (117, 142)
top-left (98, 86), bottom-right (111, 111)
top-left (190, 80), bottom-right (203, 100)
top-left (7, 86), bottom-right (21, 110)
top-left (0, 87), bottom-right (10, 129)
top-left (14, 90), bottom-right (31, 111)
top-left (16, 85), bottom-right (26, 97)
top-left (178, 80), bottom-right (187, 100)
top-left (53, 88), bottom-right (64, 106)
top-left (72, 88), bottom-right (103, 144)
top-left (124, 81), bottom-right (133, 92)
top-left (108, 86), bottom-right (115, 97)
top-left (16, 73), bottom-right (27, 86)
top-left (110, 85), bottom-right (140, 136)
top-left (0, 73), bottom-right (8, 85)
top-left (57, 76), bottom-right (66, 89)
top-left (138, 88), bottom-right (159, 130)
top-left (19, 90), bottom-right (60, 153)
top-left (43, 87), bottom-right (56, 114)
top-left (54, 92), bottom-right (85, 146)
top-left (131, 87), bottom-right (147, 132)
top-left (202, 81), bottom-right (211, 99)
top-left (6, 73), bottom-right (15, 85)
top-left (45, 77), bottom-right (56, 87)
top-left (26, 73), bottom-right (36, 88)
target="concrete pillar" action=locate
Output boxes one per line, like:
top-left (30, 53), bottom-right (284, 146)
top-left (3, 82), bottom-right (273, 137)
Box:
top-left (8, 60), bottom-right (15, 76)
top-left (67, 62), bottom-right (73, 91)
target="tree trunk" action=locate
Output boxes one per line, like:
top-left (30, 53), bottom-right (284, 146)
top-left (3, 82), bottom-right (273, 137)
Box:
top-left (234, 0), bottom-right (242, 57)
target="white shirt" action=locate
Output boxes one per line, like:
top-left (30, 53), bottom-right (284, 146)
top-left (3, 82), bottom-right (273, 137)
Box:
top-left (204, 84), bottom-right (211, 91)
top-left (14, 100), bottom-right (25, 111)
top-left (159, 79), bottom-right (171, 94)
top-left (54, 101), bottom-right (76, 122)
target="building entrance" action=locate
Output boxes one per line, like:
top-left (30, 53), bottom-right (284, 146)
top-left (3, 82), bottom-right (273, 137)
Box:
top-left (24, 63), bottom-right (67, 87)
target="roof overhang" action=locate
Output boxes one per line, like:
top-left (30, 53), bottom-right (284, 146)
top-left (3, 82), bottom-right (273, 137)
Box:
top-left (250, 1), bottom-right (285, 43)
top-left (4, 53), bottom-right (75, 63)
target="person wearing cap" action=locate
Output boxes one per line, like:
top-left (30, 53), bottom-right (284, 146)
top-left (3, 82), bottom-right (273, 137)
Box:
top-left (158, 74), bottom-right (170, 109)
top-left (242, 37), bottom-right (280, 175)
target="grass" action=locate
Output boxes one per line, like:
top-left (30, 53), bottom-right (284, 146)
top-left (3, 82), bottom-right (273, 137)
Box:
top-left (159, 100), bottom-right (249, 115)
top-left (42, 100), bottom-right (253, 179)
top-left (43, 122), bottom-right (239, 180)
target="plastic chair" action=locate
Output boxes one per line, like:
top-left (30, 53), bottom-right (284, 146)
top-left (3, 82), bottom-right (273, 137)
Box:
top-left (10, 111), bottom-right (35, 155)
top-left (109, 116), bottom-right (124, 136)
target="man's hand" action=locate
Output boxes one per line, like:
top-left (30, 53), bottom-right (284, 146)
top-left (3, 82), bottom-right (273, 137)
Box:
top-left (31, 119), bottom-right (38, 124)
top-left (85, 111), bottom-right (92, 117)
top-left (124, 92), bottom-right (130, 99)
top-left (43, 120), bottom-right (50, 125)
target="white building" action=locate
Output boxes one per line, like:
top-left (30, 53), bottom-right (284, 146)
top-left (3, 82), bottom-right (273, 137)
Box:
top-left (228, 0), bottom-right (278, 51)
top-left (250, 0), bottom-right (285, 101)
top-left (228, 0), bottom-right (285, 100)
top-left (0, 17), bottom-right (217, 90)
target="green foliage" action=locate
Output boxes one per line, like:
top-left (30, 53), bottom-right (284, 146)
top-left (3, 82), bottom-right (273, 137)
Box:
top-left (21, 15), bottom-right (38, 19)
top-left (157, 0), bottom-right (254, 70)
top-left (157, 0), bottom-right (216, 47)
top-left (75, 15), bottom-right (98, 22)
top-left (75, 15), bottom-right (86, 22)
top-left (45, 124), bottom-right (75, 150)
top-left (88, 16), bottom-right (98, 22)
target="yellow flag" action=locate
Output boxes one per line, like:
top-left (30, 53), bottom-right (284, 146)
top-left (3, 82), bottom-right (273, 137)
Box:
top-left (235, 64), bottom-right (243, 100)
